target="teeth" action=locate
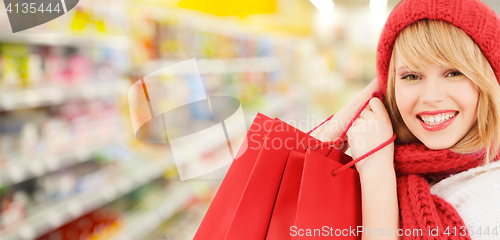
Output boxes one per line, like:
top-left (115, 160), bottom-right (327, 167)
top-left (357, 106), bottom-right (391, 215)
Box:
top-left (419, 112), bottom-right (457, 125)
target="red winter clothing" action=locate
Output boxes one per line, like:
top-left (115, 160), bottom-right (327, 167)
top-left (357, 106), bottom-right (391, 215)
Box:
top-left (376, 0), bottom-right (500, 96)
top-left (375, 0), bottom-right (500, 239)
top-left (394, 143), bottom-right (484, 239)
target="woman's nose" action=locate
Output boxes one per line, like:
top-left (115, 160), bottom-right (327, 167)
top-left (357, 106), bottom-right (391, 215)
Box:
top-left (420, 77), bottom-right (445, 104)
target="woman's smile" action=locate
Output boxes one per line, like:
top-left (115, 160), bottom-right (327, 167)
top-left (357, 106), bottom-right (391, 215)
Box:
top-left (416, 110), bottom-right (458, 131)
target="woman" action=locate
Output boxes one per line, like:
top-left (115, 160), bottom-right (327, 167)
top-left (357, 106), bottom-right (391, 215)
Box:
top-left (316, 0), bottom-right (500, 239)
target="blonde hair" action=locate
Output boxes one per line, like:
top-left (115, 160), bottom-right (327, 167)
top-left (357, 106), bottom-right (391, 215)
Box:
top-left (385, 19), bottom-right (500, 165)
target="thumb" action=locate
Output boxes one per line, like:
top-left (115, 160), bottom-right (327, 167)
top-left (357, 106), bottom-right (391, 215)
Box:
top-left (368, 98), bottom-right (388, 116)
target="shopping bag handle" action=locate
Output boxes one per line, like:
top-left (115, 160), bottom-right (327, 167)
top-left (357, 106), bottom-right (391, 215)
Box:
top-left (307, 91), bottom-right (382, 135)
top-left (330, 133), bottom-right (396, 176)
top-left (306, 91), bottom-right (397, 176)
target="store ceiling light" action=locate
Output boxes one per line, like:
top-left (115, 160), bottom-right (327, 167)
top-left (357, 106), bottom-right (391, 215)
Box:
top-left (370, 0), bottom-right (387, 15)
top-left (310, 0), bottom-right (334, 14)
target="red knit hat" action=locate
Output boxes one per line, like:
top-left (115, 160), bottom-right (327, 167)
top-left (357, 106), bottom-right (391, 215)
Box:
top-left (376, 0), bottom-right (500, 95)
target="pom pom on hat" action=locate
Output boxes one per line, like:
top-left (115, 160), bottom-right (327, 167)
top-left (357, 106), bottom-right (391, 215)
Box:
top-left (376, 0), bottom-right (500, 96)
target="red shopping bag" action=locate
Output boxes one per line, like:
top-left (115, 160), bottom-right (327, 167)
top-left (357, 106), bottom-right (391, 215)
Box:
top-left (267, 91), bottom-right (396, 240)
top-left (224, 116), bottom-right (337, 240)
top-left (293, 148), bottom-right (363, 239)
top-left (193, 113), bottom-right (274, 240)
top-left (194, 91), bottom-right (396, 240)
top-left (266, 148), bottom-right (355, 240)
top-left (194, 113), bottom-right (332, 240)
top-left (265, 149), bottom-right (307, 240)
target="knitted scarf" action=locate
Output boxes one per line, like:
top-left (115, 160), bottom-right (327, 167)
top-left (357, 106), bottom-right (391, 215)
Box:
top-left (394, 142), bottom-right (485, 240)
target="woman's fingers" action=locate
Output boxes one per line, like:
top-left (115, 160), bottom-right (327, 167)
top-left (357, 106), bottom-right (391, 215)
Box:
top-left (368, 98), bottom-right (387, 116)
top-left (360, 108), bottom-right (374, 119)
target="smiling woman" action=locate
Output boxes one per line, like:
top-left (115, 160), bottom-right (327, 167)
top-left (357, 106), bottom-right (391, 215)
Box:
top-left (385, 19), bottom-right (500, 163)
top-left (315, 1), bottom-right (500, 239)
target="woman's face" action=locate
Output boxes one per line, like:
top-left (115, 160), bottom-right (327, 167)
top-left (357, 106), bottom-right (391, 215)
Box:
top-left (394, 55), bottom-right (479, 150)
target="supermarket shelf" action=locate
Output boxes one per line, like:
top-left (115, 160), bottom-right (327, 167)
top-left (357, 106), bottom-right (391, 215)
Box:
top-left (111, 182), bottom-right (199, 240)
top-left (0, 132), bottom-right (124, 187)
top-left (0, 31), bottom-right (130, 49)
top-left (138, 57), bottom-right (281, 76)
top-left (251, 93), bottom-right (305, 120)
top-left (140, 5), bottom-right (302, 40)
top-left (0, 160), bottom-right (171, 240)
top-left (0, 80), bottom-right (130, 111)
top-left (0, 91), bottom-right (301, 186)
top-left (0, 93), bottom-right (305, 239)
top-left (158, 202), bottom-right (210, 240)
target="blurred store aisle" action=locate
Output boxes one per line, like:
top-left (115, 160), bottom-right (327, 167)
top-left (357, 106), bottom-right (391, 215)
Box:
top-left (0, 0), bottom-right (416, 239)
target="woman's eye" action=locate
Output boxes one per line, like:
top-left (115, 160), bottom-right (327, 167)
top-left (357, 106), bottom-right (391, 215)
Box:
top-left (447, 70), bottom-right (464, 78)
top-left (401, 74), bottom-right (420, 81)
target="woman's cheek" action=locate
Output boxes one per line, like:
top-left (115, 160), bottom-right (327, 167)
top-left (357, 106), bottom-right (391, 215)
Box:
top-left (395, 88), bottom-right (411, 117)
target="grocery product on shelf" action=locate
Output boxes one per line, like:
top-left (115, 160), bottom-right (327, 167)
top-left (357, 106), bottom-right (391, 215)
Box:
top-left (128, 11), bottom-right (308, 122)
top-left (0, 43), bottom-right (127, 91)
top-left (0, 141), bottom-right (174, 239)
top-left (0, 44), bottom-right (30, 89)
top-left (0, 98), bottom-right (120, 166)
top-left (142, 196), bottom-right (210, 240)
top-left (36, 209), bottom-right (122, 240)
top-left (0, 183), bottom-right (29, 230)
top-left (0, 157), bottom-right (117, 230)
top-left (34, 178), bottom-right (202, 240)
top-left (0, 4), bottom-right (132, 237)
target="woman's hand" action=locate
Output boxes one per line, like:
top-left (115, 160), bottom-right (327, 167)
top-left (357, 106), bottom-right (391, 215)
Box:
top-left (315, 78), bottom-right (382, 153)
top-left (346, 97), bottom-right (394, 174)
top-left (347, 97), bottom-right (399, 240)
top-left (315, 78), bottom-right (399, 240)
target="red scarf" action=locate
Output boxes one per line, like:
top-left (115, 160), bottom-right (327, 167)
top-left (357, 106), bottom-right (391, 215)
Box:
top-left (393, 142), bottom-right (485, 240)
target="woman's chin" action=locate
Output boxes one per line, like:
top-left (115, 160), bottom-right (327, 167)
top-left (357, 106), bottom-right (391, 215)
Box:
top-left (419, 138), bottom-right (456, 150)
